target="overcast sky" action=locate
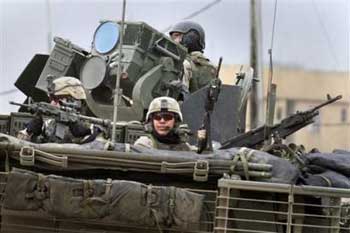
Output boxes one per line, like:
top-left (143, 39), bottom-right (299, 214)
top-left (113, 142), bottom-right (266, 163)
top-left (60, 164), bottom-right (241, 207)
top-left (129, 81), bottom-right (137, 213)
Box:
top-left (0, 0), bottom-right (349, 113)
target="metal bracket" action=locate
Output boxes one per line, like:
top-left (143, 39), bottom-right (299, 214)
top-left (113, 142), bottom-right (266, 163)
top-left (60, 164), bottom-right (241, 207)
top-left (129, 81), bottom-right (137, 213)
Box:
top-left (193, 160), bottom-right (209, 182)
top-left (19, 146), bottom-right (35, 166)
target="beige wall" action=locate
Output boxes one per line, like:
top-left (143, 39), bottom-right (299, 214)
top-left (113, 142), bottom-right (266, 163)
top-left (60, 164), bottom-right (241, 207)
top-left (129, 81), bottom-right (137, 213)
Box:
top-left (220, 64), bottom-right (350, 152)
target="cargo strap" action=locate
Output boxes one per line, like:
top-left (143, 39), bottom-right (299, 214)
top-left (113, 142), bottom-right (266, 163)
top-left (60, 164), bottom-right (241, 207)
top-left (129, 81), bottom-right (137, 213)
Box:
top-left (80, 179), bottom-right (109, 207)
top-left (193, 160), bottom-right (209, 182)
top-left (19, 146), bottom-right (35, 166)
top-left (231, 147), bottom-right (254, 180)
top-left (124, 143), bottom-right (131, 152)
top-left (25, 173), bottom-right (48, 202)
top-left (147, 185), bottom-right (164, 233)
top-left (160, 161), bottom-right (195, 173)
top-left (83, 180), bottom-right (94, 199)
top-left (105, 178), bottom-right (112, 195)
top-left (166, 186), bottom-right (176, 227)
top-left (19, 146), bottom-right (67, 168)
top-left (105, 178), bottom-right (113, 214)
top-left (315, 174), bottom-right (332, 187)
top-left (3, 150), bottom-right (10, 172)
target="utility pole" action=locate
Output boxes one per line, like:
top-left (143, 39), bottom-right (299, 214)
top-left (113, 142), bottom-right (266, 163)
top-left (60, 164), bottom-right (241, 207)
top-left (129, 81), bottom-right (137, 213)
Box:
top-left (249, 0), bottom-right (264, 129)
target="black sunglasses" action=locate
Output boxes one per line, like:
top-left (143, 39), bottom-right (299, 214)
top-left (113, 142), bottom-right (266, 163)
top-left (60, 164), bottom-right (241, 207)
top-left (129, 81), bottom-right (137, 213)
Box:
top-left (153, 112), bottom-right (175, 121)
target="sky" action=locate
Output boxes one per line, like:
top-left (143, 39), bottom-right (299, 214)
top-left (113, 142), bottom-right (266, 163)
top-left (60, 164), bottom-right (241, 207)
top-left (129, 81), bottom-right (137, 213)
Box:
top-left (0, 0), bottom-right (349, 113)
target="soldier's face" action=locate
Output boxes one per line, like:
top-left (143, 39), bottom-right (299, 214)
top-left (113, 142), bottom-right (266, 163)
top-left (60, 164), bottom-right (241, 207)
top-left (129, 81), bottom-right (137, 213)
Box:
top-left (170, 32), bottom-right (183, 44)
top-left (152, 112), bottom-right (175, 136)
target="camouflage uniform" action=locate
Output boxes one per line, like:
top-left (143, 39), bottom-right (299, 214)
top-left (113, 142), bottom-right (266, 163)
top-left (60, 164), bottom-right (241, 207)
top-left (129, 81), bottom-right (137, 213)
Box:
top-left (183, 51), bottom-right (217, 93)
top-left (135, 134), bottom-right (192, 151)
top-left (169, 21), bottom-right (216, 93)
top-left (134, 97), bottom-right (193, 151)
top-left (18, 76), bottom-right (98, 144)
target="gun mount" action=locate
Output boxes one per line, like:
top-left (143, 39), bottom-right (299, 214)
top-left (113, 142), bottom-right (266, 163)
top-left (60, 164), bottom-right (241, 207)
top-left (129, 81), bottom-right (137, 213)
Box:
top-left (220, 95), bottom-right (343, 149)
top-left (15, 21), bottom-right (187, 121)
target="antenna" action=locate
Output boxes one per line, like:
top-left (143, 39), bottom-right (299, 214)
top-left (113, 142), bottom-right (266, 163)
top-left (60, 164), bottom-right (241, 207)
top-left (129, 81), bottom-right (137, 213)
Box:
top-left (111, 0), bottom-right (126, 143)
top-left (263, 0), bottom-right (278, 145)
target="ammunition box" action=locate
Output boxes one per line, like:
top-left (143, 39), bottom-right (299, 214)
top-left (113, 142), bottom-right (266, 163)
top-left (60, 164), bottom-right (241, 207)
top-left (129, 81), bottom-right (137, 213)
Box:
top-left (0, 115), bottom-right (10, 134)
top-left (124, 123), bottom-right (146, 144)
top-left (9, 112), bottom-right (34, 136)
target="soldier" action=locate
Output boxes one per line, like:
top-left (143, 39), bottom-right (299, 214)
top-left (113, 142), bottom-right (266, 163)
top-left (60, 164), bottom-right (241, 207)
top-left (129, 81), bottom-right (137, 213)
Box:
top-left (17, 76), bottom-right (99, 144)
top-left (169, 21), bottom-right (217, 93)
top-left (134, 97), bottom-right (194, 151)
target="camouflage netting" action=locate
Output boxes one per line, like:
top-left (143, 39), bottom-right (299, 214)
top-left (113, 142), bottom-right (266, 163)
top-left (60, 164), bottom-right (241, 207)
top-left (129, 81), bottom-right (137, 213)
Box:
top-left (3, 168), bottom-right (204, 230)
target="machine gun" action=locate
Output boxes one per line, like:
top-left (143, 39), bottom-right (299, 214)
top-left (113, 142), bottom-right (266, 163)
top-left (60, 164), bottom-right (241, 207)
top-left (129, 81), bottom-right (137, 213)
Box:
top-left (197, 58), bottom-right (222, 153)
top-left (220, 95), bottom-right (342, 149)
top-left (10, 101), bottom-right (112, 128)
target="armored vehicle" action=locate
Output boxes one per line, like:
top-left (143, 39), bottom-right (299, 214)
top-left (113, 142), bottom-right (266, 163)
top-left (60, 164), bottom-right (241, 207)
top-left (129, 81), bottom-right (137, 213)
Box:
top-left (0, 19), bottom-right (350, 233)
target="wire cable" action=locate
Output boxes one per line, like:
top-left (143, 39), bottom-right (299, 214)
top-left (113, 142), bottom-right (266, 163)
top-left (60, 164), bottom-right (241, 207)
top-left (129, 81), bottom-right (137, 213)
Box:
top-left (269, 0), bottom-right (278, 51)
top-left (311, 0), bottom-right (340, 70)
top-left (162, 0), bottom-right (222, 33)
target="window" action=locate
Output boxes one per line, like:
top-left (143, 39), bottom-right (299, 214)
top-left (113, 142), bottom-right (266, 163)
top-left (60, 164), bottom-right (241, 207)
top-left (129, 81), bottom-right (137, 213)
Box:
top-left (286, 99), bottom-right (295, 116)
top-left (309, 113), bottom-right (321, 134)
top-left (276, 107), bottom-right (283, 121)
top-left (341, 108), bottom-right (348, 123)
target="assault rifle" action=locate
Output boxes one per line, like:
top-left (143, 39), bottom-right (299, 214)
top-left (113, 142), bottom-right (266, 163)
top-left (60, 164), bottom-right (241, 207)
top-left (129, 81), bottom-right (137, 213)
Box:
top-left (220, 95), bottom-right (342, 149)
top-left (10, 101), bottom-right (112, 127)
top-left (197, 57), bottom-right (222, 153)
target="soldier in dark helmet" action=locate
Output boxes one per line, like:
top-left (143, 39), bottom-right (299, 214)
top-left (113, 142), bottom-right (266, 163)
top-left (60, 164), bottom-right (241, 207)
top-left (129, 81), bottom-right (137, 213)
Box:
top-left (134, 97), bottom-right (194, 151)
top-left (169, 21), bottom-right (217, 93)
top-left (17, 76), bottom-right (100, 144)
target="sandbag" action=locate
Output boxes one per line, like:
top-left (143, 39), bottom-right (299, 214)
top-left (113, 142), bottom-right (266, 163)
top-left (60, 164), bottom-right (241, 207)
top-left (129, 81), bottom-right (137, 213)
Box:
top-left (304, 153), bottom-right (350, 177)
top-left (301, 170), bottom-right (350, 189)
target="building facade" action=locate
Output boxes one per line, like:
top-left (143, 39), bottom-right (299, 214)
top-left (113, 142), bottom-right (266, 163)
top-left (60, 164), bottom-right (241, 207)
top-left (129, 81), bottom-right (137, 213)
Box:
top-left (221, 65), bottom-right (350, 152)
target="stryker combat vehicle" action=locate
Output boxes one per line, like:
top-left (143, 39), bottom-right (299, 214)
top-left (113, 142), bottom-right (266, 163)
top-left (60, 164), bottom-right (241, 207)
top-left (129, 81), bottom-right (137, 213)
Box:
top-left (0, 18), bottom-right (350, 233)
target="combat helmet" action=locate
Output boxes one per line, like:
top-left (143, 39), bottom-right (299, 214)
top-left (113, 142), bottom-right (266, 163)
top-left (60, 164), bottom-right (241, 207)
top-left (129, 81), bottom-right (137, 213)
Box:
top-left (169, 21), bottom-right (205, 50)
top-left (48, 76), bottom-right (86, 100)
top-left (146, 97), bottom-right (183, 122)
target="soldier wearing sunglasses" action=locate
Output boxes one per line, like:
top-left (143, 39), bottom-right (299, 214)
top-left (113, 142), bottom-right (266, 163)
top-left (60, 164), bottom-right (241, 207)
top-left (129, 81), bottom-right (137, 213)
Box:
top-left (134, 97), bottom-right (193, 151)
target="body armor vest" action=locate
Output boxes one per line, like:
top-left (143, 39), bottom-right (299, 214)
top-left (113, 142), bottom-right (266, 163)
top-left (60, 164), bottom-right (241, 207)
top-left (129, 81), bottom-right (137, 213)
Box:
top-left (188, 52), bottom-right (216, 92)
top-left (147, 134), bottom-right (192, 151)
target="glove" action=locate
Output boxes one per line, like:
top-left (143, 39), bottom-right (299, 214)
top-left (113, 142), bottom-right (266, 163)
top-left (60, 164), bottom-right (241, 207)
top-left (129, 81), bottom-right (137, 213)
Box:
top-left (26, 116), bottom-right (43, 136)
top-left (17, 129), bottom-right (31, 141)
top-left (197, 129), bottom-right (206, 140)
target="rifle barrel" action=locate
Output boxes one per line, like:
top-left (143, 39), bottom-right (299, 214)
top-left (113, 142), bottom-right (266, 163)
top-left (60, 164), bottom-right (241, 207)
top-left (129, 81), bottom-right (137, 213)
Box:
top-left (312, 95), bottom-right (342, 111)
top-left (9, 101), bottom-right (24, 107)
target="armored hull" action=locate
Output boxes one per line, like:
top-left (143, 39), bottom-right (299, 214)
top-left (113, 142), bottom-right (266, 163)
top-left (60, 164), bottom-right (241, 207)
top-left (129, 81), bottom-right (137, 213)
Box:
top-left (0, 116), bottom-right (349, 233)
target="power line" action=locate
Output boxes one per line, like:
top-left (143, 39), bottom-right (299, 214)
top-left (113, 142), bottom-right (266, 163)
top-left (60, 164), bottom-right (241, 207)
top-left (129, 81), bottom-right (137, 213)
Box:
top-left (161, 0), bottom-right (222, 33)
top-left (311, 0), bottom-right (340, 70)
